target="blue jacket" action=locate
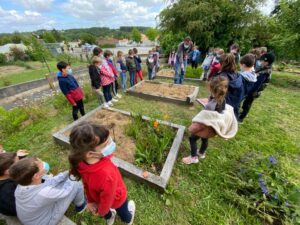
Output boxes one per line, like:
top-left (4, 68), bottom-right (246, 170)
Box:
top-left (117, 59), bottom-right (127, 71)
top-left (57, 72), bottom-right (84, 105)
top-left (191, 50), bottom-right (201, 63)
top-left (134, 55), bottom-right (142, 71)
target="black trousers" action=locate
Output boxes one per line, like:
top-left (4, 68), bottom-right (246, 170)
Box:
top-left (72, 99), bottom-right (85, 121)
top-left (239, 94), bottom-right (255, 120)
top-left (189, 134), bottom-right (208, 157)
top-left (191, 61), bottom-right (198, 69)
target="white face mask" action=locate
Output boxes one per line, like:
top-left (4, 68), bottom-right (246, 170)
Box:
top-left (184, 44), bottom-right (189, 49)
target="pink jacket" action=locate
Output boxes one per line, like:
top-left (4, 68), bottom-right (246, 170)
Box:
top-left (98, 65), bottom-right (115, 86)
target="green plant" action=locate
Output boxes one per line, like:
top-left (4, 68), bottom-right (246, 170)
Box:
top-left (0, 53), bottom-right (6, 65)
top-left (56, 53), bottom-right (78, 66)
top-left (225, 153), bottom-right (300, 225)
top-left (0, 107), bottom-right (29, 135)
top-left (125, 114), bottom-right (175, 173)
top-left (0, 77), bottom-right (12, 86)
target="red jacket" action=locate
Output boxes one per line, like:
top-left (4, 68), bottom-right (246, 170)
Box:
top-left (208, 62), bottom-right (221, 80)
top-left (77, 156), bottom-right (127, 217)
top-left (98, 65), bottom-right (115, 86)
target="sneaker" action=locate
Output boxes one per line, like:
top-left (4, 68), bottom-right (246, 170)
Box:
top-left (182, 156), bottom-right (199, 164)
top-left (108, 101), bottom-right (114, 106)
top-left (106, 209), bottom-right (117, 225)
top-left (116, 94), bottom-right (122, 99)
top-left (198, 153), bottom-right (206, 159)
top-left (126, 200), bottom-right (136, 225)
top-left (112, 98), bottom-right (118, 102)
top-left (75, 200), bottom-right (87, 214)
top-left (237, 117), bottom-right (244, 124)
top-left (103, 103), bottom-right (109, 108)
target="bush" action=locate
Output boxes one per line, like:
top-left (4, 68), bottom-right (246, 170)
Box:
top-left (9, 47), bottom-right (29, 61)
top-left (0, 107), bottom-right (29, 135)
top-left (0, 53), bottom-right (6, 65)
top-left (0, 77), bottom-right (12, 87)
top-left (56, 53), bottom-right (78, 66)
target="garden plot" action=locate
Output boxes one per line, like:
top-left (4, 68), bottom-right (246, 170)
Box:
top-left (155, 68), bottom-right (202, 81)
top-left (126, 80), bottom-right (199, 104)
top-left (53, 106), bottom-right (185, 190)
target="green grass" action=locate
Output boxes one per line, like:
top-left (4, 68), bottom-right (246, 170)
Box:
top-left (0, 60), bottom-right (88, 88)
top-left (0, 72), bottom-right (299, 225)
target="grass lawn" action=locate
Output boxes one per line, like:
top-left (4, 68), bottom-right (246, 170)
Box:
top-left (0, 60), bottom-right (88, 88)
top-left (0, 72), bottom-right (299, 225)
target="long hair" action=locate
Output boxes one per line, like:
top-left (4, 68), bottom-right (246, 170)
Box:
top-left (221, 53), bottom-right (237, 73)
top-left (209, 76), bottom-right (229, 105)
top-left (68, 121), bottom-right (109, 180)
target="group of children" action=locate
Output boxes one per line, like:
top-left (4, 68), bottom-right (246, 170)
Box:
top-left (0, 123), bottom-right (136, 225)
top-left (182, 46), bottom-right (275, 164)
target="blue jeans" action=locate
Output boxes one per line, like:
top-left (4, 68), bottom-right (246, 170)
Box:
top-left (174, 59), bottom-right (187, 84)
top-left (120, 72), bottom-right (127, 90)
top-left (129, 71), bottom-right (135, 87)
top-left (103, 84), bottom-right (112, 102)
top-left (148, 68), bottom-right (153, 80)
top-left (104, 199), bottom-right (132, 223)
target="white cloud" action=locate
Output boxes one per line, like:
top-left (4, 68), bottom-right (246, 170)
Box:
top-left (11, 0), bottom-right (54, 12)
top-left (0, 6), bottom-right (56, 33)
top-left (61, 0), bottom-right (163, 28)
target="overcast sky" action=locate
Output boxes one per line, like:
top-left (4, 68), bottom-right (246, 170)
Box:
top-left (0, 0), bottom-right (275, 33)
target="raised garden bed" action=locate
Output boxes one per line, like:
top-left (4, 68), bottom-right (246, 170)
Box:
top-left (52, 106), bottom-right (185, 190)
top-left (155, 68), bottom-right (201, 81)
top-left (126, 80), bottom-right (199, 105)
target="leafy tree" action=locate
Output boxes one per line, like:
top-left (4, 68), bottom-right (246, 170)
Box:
top-left (43, 32), bottom-right (56, 43)
top-left (80, 33), bottom-right (97, 45)
top-left (11, 32), bottom-right (22, 44)
top-left (131, 28), bottom-right (141, 43)
top-left (145, 28), bottom-right (159, 41)
top-left (159, 31), bottom-right (187, 55)
top-left (0, 36), bottom-right (12, 45)
top-left (26, 37), bottom-right (52, 61)
top-left (51, 29), bottom-right (65, 42)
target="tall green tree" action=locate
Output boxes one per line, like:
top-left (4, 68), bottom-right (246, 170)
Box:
top-left (11, 32), bottom-right (22, 44)
top-left (145, 28), bottom-right (159, 41)
top-left (80, 33), bottom-right (97, 45)
top-left (131, 28), bottom-right (141, 43)
top-left (43, 32), bottom-right (56, 43)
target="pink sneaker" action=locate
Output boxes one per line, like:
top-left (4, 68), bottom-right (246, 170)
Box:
top-left (182, 156), bottom-right (199, 164)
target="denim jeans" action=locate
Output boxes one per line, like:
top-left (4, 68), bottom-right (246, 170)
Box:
top-left (148, 68), bottom-right (153, 80)
top-left (129, 71), bottom-right (135, 87)
top-left (174, 59), bottom-right (187, 84)
top-left (103, 83), bottom-right (112, 102)
top-left (120, 72), bottom-right (127, 90)
top-left (104, 199), bottom-right (132, 223)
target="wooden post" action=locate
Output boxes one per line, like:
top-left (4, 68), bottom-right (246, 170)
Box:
top-left (45, 73), bottom-right (56, 91)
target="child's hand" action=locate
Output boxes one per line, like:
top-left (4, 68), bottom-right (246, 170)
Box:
top-left (16, 149), bottom-right (29, 157)
top-left (87, 202), bottom-right (97, 215)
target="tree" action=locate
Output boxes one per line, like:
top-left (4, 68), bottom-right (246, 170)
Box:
top-left (131, 28), bottom-right (141, 43)
top-left (11, 32), bottom-right (22, 44)
top-left (145, 28), bottom-right (159, 41)
top-left (51, 29), bottom-right (65, 42)
top-left (26, 37), bottom-right (52, 62)
top-left (0, 36), bottom-right (12, 45)
top-left (159, 31), bottom-right (187, 54)
top-left (159, 0), bottom-right (264, 51)
top-left (80, 33), bottom-right (97, 45)
top-left (43, 32), bottom-right (56, 43)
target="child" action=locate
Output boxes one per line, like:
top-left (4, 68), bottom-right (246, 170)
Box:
top-left (182, 76), bottom-right (237, 164)
top-left (239, 53), bottom-right (275, 122)
top-left (133, 48), bottom-right (143, 83)
top-left (97, 57), bottom-right (115, 107)
top-left (146, 50), bottom-right (155, 80)
top-left (201, 47), bottom-right (214, 80)
top-left (57, 61), bottom-right (85, 121)
top-left (218, 53), bottom-right (244, 118)
top-left (191, 46), bottom-right (201, 69)
top-left (68, 122), bottom-right (136, 225)
top-left (9, 157), bottom-right (86, 225)
top-left (126, 49), bottom-right (137, 87)
top-left (104, 50), bottom-right (121, 101)
top-left (89, 57), bottom-right (108, 108)
top-left (168, 49), bottom-right (176, 69)
top-left (208, 48), bottom-right (224, 80)
top-left (230, 43), bottom-right (241, 65)
top-left (239, 54), bottom-right (257, 100)
top-left (116, 51), bottom-right (127, 91)
top-left (93, 47), bottom-right (104, 59)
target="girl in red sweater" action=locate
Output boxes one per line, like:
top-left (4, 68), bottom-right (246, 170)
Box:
top-left (68, 122), bottom-right (136, 225)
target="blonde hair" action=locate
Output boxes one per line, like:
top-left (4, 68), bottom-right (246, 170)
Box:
top-left (117, 51), bottom-right (123, 58)
top-left (92, 56), bottom-right (102, 65)
top-left (209, 76), bottom-right (228, 105)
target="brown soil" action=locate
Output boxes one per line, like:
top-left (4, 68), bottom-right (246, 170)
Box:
top-left (133, 81), bottom-right (196, 100)
top-left (64, 109), bottom-right (136, 163)
top-left (156, 69), bottom-right (175, 77)
top-left (0, 66), bottom-right (26, 77)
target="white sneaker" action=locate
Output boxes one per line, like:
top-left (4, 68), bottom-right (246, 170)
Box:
top-left (116, 94), bottom-right (122, 99)
top-left (198, 153), bottom-right (206, 159)
top-left (126, 200), bottom-right (136, 225)
top-left (108, 101), bottom-right (114, 106)
top-left (112, 98), bottom-right (118, 102)
top-left (103, 103), bottom-right (109, 108)
top-left (182, 156), bottom-right (199, 164)
top-left (106, 209), bottom-right (116, 225)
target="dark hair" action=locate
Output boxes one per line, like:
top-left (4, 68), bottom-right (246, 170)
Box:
top-left (210, 76), bottom-right (228, 105)
top-left (230, 43), bottom-right (240, 52)
top-left (221, 54), bottom-right (237, 73)
top-left (9, 157), bottom-right (39, 185)
top-left (128, 49), bottom-right (133, 55)
top-left (240, 54), bottom-right (255, 67)
top-left (249, 48), bottom-right (261, 58)
top-left (93, 47), bottom-right (103, 56)
top-left (133, 48), bottom-right (138, 54)
top-left (103, 50), bottom-right (112, 58)
top-left (0, 152), bottom-right (16, 176)
top-left (57, 61), bottom-right (68, 72)
top-left (69, 122), bottom-right (109, 180)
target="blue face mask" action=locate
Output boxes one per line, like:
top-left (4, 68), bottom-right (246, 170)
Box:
top-left (68, 68), bottom-right (73, 75)
top-left (101, 138), bottom-right (116, 157)
top-left (43, 162), bottom-right (50, 174)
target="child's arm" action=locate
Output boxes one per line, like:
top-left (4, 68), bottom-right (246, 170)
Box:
top-left (97, 176), bottom-right (117, 217)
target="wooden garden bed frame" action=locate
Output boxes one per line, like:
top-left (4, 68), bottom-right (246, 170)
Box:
top-left (126, 80), bottom-right (199, 105)
top-left (52, 106), bottom-right (185, 191)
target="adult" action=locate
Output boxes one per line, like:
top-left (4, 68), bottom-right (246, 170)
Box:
top-left (174, 36), bottom-right (193, 84)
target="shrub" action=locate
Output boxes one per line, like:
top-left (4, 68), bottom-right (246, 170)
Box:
top-left (9, 47), bottom-right (29, 61)
top-left (0, 77), bottom-right (12, 87)
top-left (0, 53), bottom-right (6, 65)
top-left (0, 107), bottom-right (29, 135)
top-left (56, 53), bottom-right (78, 66)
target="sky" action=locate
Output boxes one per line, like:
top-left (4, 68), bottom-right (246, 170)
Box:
top-left (0, 0), bottom-right (275, 34)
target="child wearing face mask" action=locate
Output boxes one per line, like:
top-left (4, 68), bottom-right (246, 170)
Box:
top-left (116, 51), bottom-right (128, 91)
top-left (9, 157), bottom-right (86, 225)
top-left (146, 50), bottom-right (155, 80)
top-left (57, 61), bottom-right (85, 121)
top-left (69, 122), bottom-right (136, 225)
top-left (208, 48), bottom-right (224, 80)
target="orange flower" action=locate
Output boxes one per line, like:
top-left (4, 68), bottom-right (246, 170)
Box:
top-left (153, 120), bottom-right (159, 129)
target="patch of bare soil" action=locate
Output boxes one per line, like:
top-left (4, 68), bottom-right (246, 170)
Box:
top-left (64, 109), bottom-right (136, 163)
top-left (156, 69), bottom-right (175, 77)
top-left (0, 65), bottom-right (26, 77)
top-left (133, 81), bottom-right (196, 100)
